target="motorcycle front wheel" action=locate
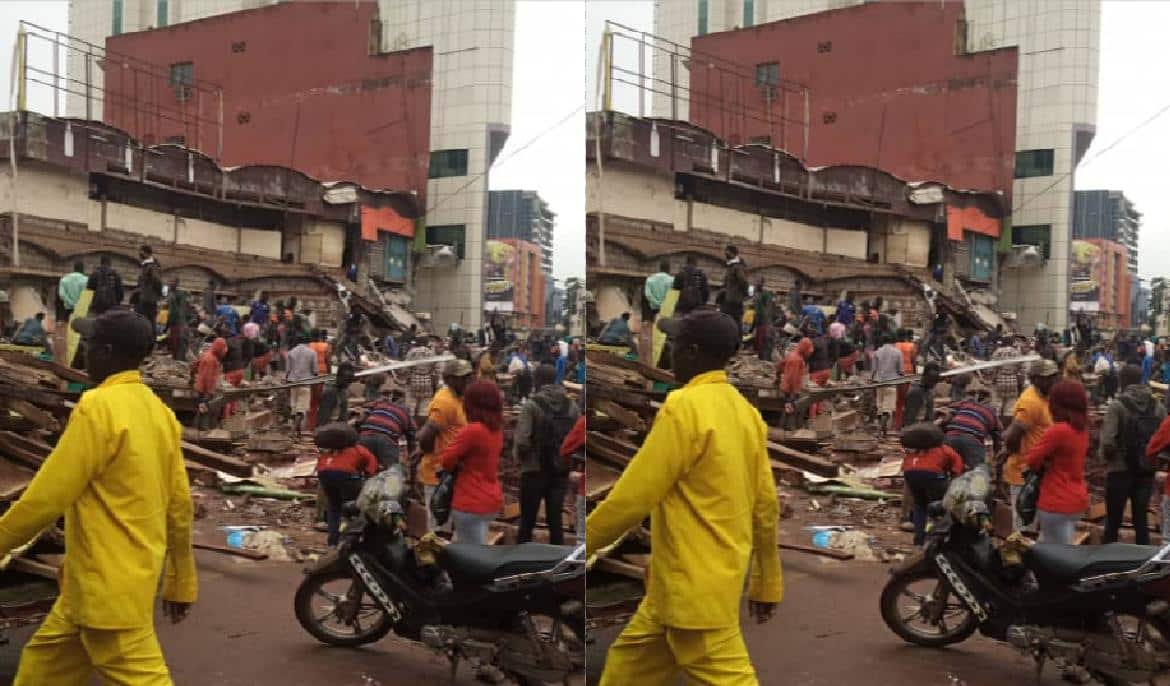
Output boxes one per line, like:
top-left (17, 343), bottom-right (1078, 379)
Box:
top-left (880, 568), bottom-right (979, 648)
top-left (294, 568), bottom-right (396, 647)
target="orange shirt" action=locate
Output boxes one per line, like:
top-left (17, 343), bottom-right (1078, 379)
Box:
top-left (895, 341), bottom-right (916, 374)
top-left (308, 341), bottom-right (331, 374)
top-left (1004, 386), bottom-right (1052, 486)
top-left (420, 386), bottom-right (467, 486)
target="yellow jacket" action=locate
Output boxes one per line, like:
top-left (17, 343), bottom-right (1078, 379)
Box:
top-left (0, 370), bottom-right (197, 629)
top-left (586, 370), bottom-right (782, 629)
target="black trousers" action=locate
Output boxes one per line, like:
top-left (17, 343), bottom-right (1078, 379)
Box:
top-left (1105, 470), bottom-right (1155, 545)
top-left (519, 470), bottom-right (569, 545)
top-left (318, 470), bottom-right (364, 546)
top-left (136, 301), bottom-right (158, 330)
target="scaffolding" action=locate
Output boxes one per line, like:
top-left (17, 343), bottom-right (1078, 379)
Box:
top-left (598, 21), bottom-right (810, 160)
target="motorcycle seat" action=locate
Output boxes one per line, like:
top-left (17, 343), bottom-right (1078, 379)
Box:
top-left (1024, 543), bottom-right (1159, 584)
top-left (438, 543), bottom-right (573, 585)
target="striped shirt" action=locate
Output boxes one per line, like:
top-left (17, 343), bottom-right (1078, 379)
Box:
top-left (359, 399), bottom-right (416, 441)
top-left (945, 399), bottom-right (1001, 441)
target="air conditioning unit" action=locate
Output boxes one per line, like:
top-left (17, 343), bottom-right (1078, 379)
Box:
top-left (1002, 244), bottom-right (1044, 269)
top-left (417, 244), bottom-right (458, 270)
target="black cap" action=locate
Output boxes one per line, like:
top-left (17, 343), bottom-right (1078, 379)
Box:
top-left (72, 308), bottom-right (154, 358)
top-left (658, 308), bottom-right (740, 357)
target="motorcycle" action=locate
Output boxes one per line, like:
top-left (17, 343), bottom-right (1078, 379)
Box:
top-left (881, 471), bottom-right (1170, 685)
top-left (294, 466), bottom-right (586, 685)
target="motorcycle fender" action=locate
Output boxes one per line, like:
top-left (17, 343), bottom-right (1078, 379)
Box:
top-left (889, 550), bottom-right (929, 577)
top-left (304, 547), bottom-right (346, 575)
top-left (348, 552), bottom-right (404, 624)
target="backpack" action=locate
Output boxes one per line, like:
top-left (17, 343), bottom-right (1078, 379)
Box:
top-left (532, 397), bottom-right (575, 475)
top-left (677, 268), bottom-right (707, 313)
top-left (91, 268), bottom-right (119, 313)
top-left (1119, 397), bottom-right (1160, 474)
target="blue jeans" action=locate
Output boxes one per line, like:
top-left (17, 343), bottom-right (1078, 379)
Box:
top-left (577, 494), bottom-right (586, 540)
top-left (451, 509), bottom-right (497, 545)
top-left (318, 470), bottom-right (363, 546)
top-left (1036, 509), bottom-right (1081, 544)
top-left (904, 471), bottom-right (949, 546)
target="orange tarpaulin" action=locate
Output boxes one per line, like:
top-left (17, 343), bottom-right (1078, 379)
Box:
top-left (946, 205), bottom-right (1000, 242)
top-left (360, 206), bottom-right (414, 241)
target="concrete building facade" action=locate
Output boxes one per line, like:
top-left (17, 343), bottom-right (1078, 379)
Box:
top-left (1074, 189), bottom-right (1141, 276)
top-left (67, 0), bottom-right (516, 332)
top-left (487, 190), bottom-right (555, 277)
top-left (651, 0), bottom-right (1101, 330)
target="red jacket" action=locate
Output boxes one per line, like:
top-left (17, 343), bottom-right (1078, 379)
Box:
top-left (1025, 422), bottom-right (1090, 514)
top-left (192, 338), bottom-right (227, 395)
top-left (440, 422), bottom-right (504, 515)
top-left (778, 338), bottom-right (813, 396)
top-left (901, 445), bottom-right (964, 477)
top-left (316, 444), bottom-right (378, 477)
top-left (1147, 414), bottom-right (1170, 494)
top-left (561, 415), bottom-right (586, 496)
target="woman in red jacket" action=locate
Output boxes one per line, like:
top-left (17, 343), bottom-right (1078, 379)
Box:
top-left (1024, 380), bottom-right (1090, 544)
top-left (440, 381), bottom-right (505, 544)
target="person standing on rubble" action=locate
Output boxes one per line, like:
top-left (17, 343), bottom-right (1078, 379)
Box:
top-left (893, 330), bottom-right (918, 429)
top-left (1100, 364), bottom-right (1164, 545)
top-left (307, 329), bottom-right (333, 432)
top-left (720, 245), bottom-right (749, 329)
top-left (192, 337), bottom-right (227, 431)
top-left (835, 290), bottom-right (856, 327)
top-left (317, 361), bottom-right (356, 427)
top-left (135, 245), bottom-right (164, 330)
top-left (405, 340), bottom-right (440, 420)
top-left (751, 276), bottom-right (776, 362)
top-left (164, 279), bottom-right (190, 361)
top-left (416, 359), bottom-right (474, 532)
top-left (788, 278), bottom-right (804, 318)
top-left (87, 255), bottom-right (124, 316)
top-left (358, 381), bottom-right (416, 469)
top-left (588, 308), bottom-right (781, 685)
top-left (903, 362), bottom-right (941, 427)
top-left (0, 309), bottom-right (196, 684)
top-left (990, 337), bottom-right (1024, 424)
top-left (673, 255), bottom-right (709, 316)
top-left (514, 364), bottom-right (579, 545)
top-left (248, 291), bottom-right (270, 327)
top-left (779, 336), bottom-right (813, 430)
top-left (1000, 359), bottom-right (1059, 531)
top-left (215, 296), bottom-right (240, 337)
top-left (873, 334), bottom-right (904, 437)
top-left (286, 335), bottom-right (319, 435)
top-left (56, 261), bottom-right (87, 361)
top-left (942, 375), bottom-right (1002, 468)
top-left (902, 432), bottom-right (965, 546)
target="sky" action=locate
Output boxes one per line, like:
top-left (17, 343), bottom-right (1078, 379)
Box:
top-left (584, 0), bottom-right (1170, 284)
top-left (0, 0), bottom-right (586, 283)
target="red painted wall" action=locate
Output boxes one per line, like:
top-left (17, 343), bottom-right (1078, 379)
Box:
top-left (500, 238), bottom-right (546, 329)
top-left (691, 1), bottom-right (1017, 199)
top-left (104, 1), bottom-right (431, 199)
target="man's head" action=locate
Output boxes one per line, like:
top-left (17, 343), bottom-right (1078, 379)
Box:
top-left (845, 290), bottom-right (853, 303)
top-left (621, 312), bottom-right (630, 321)
top-left (686, 255), bottom-right (698, 267)
top-left (1119, 363), bottom-right (1143, 389)
top-left (1028, 359), bottom-right (1060, 396)
top-left (315, 329), bottom-right (327, 343)
top-left (756, 276), bottom-right (766, 289)
top-left (922, 362), bottom-right (942, 389)
top-left (794, 278), bottom-right (802, 290)
top-left (72, 309), bottom-right (154, 383)
top-left (34, 312), bottom-right (44, 322)
top-left (534, 363), bottom-right (557, 389)
top-left (952, 373), bottom-right (973, 395)
top-left (658, 259), bottom-right (670, 273)
top-left (658, 308), bottom-right (740, 383)
top-left (725, 244), bottom-right (738, 260)
top-left (72, 260), bottom-right (84, 274)
top-left (410, 323), bottom-right (418, 333)
top-left (441, 359), bottom-right (474, 396)
top-left (259, 290), bottom-right (268, 303)
top-left (100, 255), bottom-right (112, 268)
top-left (139, 244), bottom-right (152, 260)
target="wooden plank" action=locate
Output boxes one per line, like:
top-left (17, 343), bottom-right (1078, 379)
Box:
top-left (779, 542), bottom-right (855, 561)
top-left (1, 399), bottom-right (59, 432)
top-left (594, 400), bottom-right (647, 433)
top-left (8, 557), bottom-right (58, 581)
top-left (192, 542), bottom-right (268, 560)
top-left (586, 350), bottom-right (676, 385)
top-left (180, 441), bottom-right (252, 478)
top-left (595, 557), bottom-right (646, 582)
top-left (766, 442), bottom-right (838, 478)
top-left (0, 350), bottom-right (90, 384)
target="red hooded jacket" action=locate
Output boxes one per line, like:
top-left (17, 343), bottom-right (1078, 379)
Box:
top-left (778, 338), bottom-right (813, 396)
top-left (193, 338), bottom-right (227, 395)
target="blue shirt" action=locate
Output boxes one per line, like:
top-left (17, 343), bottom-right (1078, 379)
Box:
top-left (576, 359), bottom-right (586, 384)
top-left (1142, 356), bottom-right (1154, 384)
top-left (835, 300), bottom-right (856, 326)
top-left (216, 304), bottom-right (240, 336)
top-left (555, 356), bottom-right (567, 385)
top-left (802, 305), bottom-right (825, 335)
top-left (249, 300), bottom-right (270, 326)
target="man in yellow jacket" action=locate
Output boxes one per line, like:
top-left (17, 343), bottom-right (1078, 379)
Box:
top-left (0, 308), bottom-right (197, 685)
top-left (587, 307), bottom-right (783, 685)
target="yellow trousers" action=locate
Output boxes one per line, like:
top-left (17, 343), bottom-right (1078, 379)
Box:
top-left (600, 601), bottom-right (758, 686)
top-left (15, 599), bottom-right (172, 686)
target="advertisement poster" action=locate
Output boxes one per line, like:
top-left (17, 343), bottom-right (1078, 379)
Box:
top-left (484, 240), bottom-right (515, 313)
top-left (1070, 240), bottom-right (1101, 313)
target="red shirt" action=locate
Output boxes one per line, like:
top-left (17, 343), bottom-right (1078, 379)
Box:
top-left (316, 444), bottom-right (378, 477)
top-left (1025, 422), bottom-right (1090, 514)
top-left (561, 415), bottom-right (586, 496)
top-left (1147, 414), bottom-right (1170, 494)
top-left (778, 338), bottom-right (813, 396)
top-left (901, 445), bottom-right (964, 476)
top-left (440, 422), bottom-right (504, 515)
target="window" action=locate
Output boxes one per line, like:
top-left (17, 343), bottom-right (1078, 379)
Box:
top-left (755, 62), bottom-right (779, 88)
top-left (169, 62), bottom-right (194, 87)
top-left (743, 0), bottom-right (754, 27)
top-left (385, 234), bottom-right (408, 282)
top-left (1012, 224), bottom-right (1052, 260)
top-left (1014, 149), bottom-right (1054, 179)
top-left (157, 0), bottom-right (168, 27)
top-left (112, 0), bottom-right (123, 35)
top-left (969, 234), bottom-right (995, 282)
top-left (698, 0), bottom-right (708, 36)
top-left (426, 225), bottom-right (466, 260)
top-left (428, 149), bottom-right (468, 179)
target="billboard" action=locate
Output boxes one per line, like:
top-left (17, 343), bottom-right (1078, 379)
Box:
top-left (484, 240), bottom-right (515, 313)
top-left (1070, 239), bottom-right (1101, 313)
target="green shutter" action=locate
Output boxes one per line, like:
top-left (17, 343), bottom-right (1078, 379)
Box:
top-left (743, 0), bottom-right (754, 27)
top-left (157, 0), bottom-right (168, 27)
top-left (698, 0), bottom-right (708, 35)
top-left (112, 0), bottom-right (124, 35)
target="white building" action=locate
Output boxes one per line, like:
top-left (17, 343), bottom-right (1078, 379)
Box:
top-left (67, 0), bottom-right (516, 332)
top-left (652, 0), bottom-right (1101, 330)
